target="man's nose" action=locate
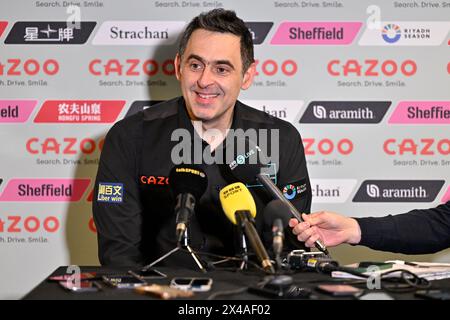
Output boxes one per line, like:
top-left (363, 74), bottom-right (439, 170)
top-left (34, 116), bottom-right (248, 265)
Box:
top-left (197, 67), bottom-right (214, 88)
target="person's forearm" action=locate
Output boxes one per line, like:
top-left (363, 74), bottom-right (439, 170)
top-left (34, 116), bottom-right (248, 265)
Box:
top-left (355, 202), bottom-right (450, 254)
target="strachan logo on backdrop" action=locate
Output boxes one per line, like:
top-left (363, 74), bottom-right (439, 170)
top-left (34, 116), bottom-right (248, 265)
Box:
top-left (353, 180), bottom-right (444, 202)
top-left (241, 100), bottom-right (303, 123)
top-left (4, 21), bottom-right (96, 44)
top-left (310, 179), bottom-right (357, 203)
top-left (92, 21), bottom-right (185, 45)
top-left (300, 101), bottom-right (391, 123)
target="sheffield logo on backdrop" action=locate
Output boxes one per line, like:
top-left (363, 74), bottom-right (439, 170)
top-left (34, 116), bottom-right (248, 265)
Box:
top-left (271, 22), bottom-right (362, 45)
top-left (388, 101), bottom-right (450, 124)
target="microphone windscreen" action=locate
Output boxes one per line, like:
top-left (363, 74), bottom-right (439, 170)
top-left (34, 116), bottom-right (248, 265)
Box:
top-left (169, 164), bottom-right (208, 200)
top-left (263, 199), bottom-right (294, 227)
top-left (219, 182), bottom-right (257, 225)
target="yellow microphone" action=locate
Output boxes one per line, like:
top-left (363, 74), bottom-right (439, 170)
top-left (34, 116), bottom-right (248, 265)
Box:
top-left (219, 183), bottom-right (274, 273)
top-left (219, 182), bottom-right (256, 224)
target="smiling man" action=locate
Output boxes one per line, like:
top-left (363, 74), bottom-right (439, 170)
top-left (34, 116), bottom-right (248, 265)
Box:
top-left (93, 9), bottom-right (312, 267)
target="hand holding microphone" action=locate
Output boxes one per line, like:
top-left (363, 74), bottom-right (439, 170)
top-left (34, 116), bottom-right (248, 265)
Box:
top-left (219, 182), bottom-right (275, 274)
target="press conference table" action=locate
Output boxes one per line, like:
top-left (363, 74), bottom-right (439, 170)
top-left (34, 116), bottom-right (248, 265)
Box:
top-left (22, 265), bottom-right (450, 300)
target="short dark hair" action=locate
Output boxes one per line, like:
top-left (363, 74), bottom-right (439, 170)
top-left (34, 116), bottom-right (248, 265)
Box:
top-left (178, 9), bottom-right (255, 73)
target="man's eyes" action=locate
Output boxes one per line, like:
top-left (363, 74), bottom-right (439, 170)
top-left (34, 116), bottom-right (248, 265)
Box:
top-left (189, 62), bottom-right (203, 71)
top-left (215, 66), bottom-right (230, 74)
top-left (187, 62), bottom-right (231, 75)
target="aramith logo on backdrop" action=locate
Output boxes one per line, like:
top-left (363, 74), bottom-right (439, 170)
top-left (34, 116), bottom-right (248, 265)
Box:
top-left (300, 101), bottom-right (391, 123)
top-left (359, 21), bottom-right (450, 46)
top-left (353, 180), bottom-right (444, 202)
top-left (92, 21), bottom-right (185, 45)
top-left (0, 100), bottom-right (37, 123)
top-left (125, 100), bottom-right (163, 118)
top-left (5, 22), bottom-right (96, 44)
top-left (241, 100), bottom-right (304, 123)
top-left (271, 22), bottom-right (362, 45)
top-left (34, 100), bottom-right (125, 123)
top-left (388, 101), bottom-right (450, 124)
top-left (245, 22), bottom-right (273, 45)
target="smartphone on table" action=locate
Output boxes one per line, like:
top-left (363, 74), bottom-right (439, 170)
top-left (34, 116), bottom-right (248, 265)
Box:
top-left (128, 268), bottom-right (167, 280)
top-left (102, 275), bottom-right (147, 289)
top-left (170, 277), bottom-right (213, 292)
top-left (316, 284), bottom-right (363, 297)
top-left (59, 280), bottom-right (102, 292)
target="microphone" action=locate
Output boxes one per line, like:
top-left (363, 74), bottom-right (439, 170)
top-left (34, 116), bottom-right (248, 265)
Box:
top-left (169, 165), bottom-right (208, 243)
top-left (263, 200), bottom-right (291, 260)
top-left (257, 174), bottom-right (329, 256)
top-left (219, 182), bottom-right (275, 273)
top-left (220, 136), bottom-right (329, 256)
top-left (272, 219), bottom-right (284, 258)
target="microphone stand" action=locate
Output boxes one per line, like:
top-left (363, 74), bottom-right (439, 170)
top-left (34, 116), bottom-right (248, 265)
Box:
top-left (143, 229), bottom-right (206, 273)
top-left (239, 229), bottom-right (249, 270)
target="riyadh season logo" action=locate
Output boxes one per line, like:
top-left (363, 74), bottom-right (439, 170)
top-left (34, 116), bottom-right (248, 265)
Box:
top-left (359, 21), bottom-right (450, 46)
top-left (382, 24), bottom-right (401, 43)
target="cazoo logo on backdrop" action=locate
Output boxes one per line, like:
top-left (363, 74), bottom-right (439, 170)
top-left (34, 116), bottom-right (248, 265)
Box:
top-left (26, 137), bottom-right (104, 155)
top-left (353, 180), bottom-right (444, 202)
top-left (327, 59), bottom-right (417, 77)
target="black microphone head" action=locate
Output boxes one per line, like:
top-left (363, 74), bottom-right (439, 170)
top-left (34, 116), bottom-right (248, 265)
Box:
top-left (263, 199), bottom-right (293, 228)
top-left (218, 135), bottom-right (270, 185)
top-left (169, 164), bottom-right (208, 200)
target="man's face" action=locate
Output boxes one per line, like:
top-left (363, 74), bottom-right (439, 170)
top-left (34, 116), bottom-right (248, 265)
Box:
top-left (175, 29), bottom-right (255, 127)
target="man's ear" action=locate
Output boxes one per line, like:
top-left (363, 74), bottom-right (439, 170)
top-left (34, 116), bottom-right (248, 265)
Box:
top-left (174, 53), bottom-right (182, 80)
top-left (241, 62), bottom-right (256, 90)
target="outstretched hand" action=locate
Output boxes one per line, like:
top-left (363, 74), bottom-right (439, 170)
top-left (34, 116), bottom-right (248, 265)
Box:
top-left (288, 211), bottom-right (361, 248)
